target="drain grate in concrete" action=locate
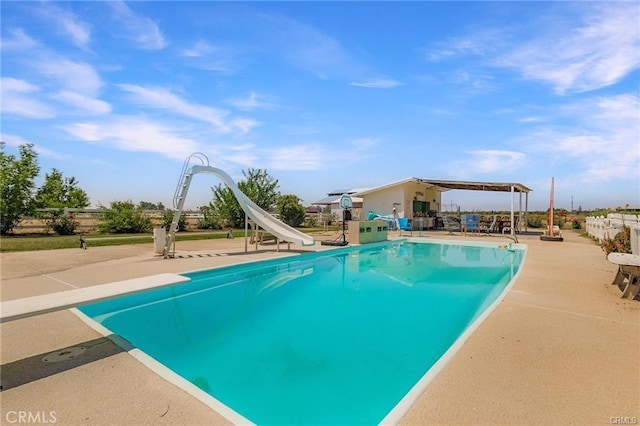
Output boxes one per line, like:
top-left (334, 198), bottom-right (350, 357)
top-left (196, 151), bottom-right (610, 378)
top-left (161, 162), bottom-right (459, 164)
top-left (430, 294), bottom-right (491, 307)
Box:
top-left (42, 346), bottom-right (86, 363)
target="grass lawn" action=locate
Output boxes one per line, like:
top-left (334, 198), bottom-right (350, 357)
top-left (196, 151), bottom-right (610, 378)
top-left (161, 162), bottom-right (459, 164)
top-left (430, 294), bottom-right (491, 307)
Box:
top-left (0, 228), bottom-right (325, 252)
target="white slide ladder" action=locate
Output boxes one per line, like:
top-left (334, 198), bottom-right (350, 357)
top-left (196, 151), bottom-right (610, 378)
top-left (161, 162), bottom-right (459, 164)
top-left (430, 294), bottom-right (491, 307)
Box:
top-left (164, 153), bottom-right (208, 257)
top-left (163, 154), bottom-right (315, 258)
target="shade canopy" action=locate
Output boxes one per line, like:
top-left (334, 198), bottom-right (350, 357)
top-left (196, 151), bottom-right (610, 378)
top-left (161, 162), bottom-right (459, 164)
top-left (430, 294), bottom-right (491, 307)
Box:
top-left (356, 177), bottom-right (531, 196)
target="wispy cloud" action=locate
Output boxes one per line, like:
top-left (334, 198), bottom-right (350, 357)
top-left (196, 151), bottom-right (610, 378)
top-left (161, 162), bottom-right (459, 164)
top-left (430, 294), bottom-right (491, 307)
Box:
top-left (259, 12), bottom-right (361, 80)
top-left (36, 58), bottom-right (104, 96)
top-left (118, 84), bottom-right (259, 134)
top-left (182, 40), bottom-right (216, 58)
top-left (226, 92), bottom-right (280, 111)
top-left (40, 3), bottom-right (91, 49)
top-left (1, 30), bottom-right (108, 116)
top-left (450, 71), bottom-right (496, 93)
top-left (517, 116), bottom-right (546, 124)
top-left (180, 40), bottom-right (236, 73)
top-left (426, 3), bottom-right (640, 95)
top-left (461, 150), bottom-right (526, 175)
top-left (51, 91), bottom-right (111, 115)
top-left (499, 3), bottom-right (640, 94)
top-left (1, 77), bottom-right (54, 118)
top-left (524, 93), bottom-right (639, 181)
top-left (426, 32), bottom-right (498, 62)
top-left (1, 133), bottom-right (68, 160)
top-left (108, 1), bottom-right (166, 50)
top-left (62, 117), bottom-right (199, 160)
top-left (350, 79), bottom-right (403, 89)
top-left (0, 28), bottom-right (39, 51)
top-left (264, 145), bottom-right (324, 170)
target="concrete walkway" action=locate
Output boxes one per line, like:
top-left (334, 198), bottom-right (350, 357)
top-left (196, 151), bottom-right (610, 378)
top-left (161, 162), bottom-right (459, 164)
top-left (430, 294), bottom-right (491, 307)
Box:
top-left (1, 230), bottom-right (638, 425)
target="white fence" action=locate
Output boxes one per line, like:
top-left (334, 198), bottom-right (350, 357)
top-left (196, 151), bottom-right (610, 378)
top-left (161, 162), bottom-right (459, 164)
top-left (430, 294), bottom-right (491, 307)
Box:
top-left (586, 213), bottom-right (640, 254)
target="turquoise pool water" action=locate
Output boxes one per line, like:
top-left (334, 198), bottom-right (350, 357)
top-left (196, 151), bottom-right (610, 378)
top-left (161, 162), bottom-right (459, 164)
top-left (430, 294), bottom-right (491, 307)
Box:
top-left (79, 240), bottom-right (524, 425)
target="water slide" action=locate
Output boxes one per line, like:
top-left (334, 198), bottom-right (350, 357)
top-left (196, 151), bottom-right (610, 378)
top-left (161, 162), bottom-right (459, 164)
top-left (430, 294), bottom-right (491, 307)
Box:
top-left (189, 165), bottom-right (315, 246)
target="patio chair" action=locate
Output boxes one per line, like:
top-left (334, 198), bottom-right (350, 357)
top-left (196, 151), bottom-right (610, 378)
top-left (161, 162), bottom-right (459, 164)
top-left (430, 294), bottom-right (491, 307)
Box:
top-left (502, 217), bottom-right (521, 235)
top-left (480, 215), bottom-right (498, 233)
top-left (441, 216), bottom-right (460, 235)
top-left (397, 217), bottom-right (412, 236)
top-left (461, 214), bottom-right (480, 235)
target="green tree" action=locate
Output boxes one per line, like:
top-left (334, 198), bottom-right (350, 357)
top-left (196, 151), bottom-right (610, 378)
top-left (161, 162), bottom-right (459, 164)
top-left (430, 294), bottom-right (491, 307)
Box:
top-left (33, 168), bottom-right (90, 209)
top-left (162, 209), bottom-right (187, 232)
top-left (211, 169), bottom-right (280, 228)
top-left (197, 204), bottom-right (223, 230)
top-left (0, 142), bottom-right (40, 234)
top-left (138, 201), bottom-right (165, 211)
top-left (99, 200), bottom-right (152, 234)
top-left (32, 168), bottom-right (90, 235)
top-left (277, 194), bottom-right (306, 227)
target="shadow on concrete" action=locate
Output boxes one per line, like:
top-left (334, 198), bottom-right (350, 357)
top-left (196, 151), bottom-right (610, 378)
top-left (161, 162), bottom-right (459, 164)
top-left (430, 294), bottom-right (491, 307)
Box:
top-left (0, 337), bottom-right (125, 391)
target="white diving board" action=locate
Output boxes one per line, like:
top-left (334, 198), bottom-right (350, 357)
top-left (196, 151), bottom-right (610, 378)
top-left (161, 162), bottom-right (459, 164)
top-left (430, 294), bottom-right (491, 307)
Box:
top-left (0, 273), bottom-right (190, 323)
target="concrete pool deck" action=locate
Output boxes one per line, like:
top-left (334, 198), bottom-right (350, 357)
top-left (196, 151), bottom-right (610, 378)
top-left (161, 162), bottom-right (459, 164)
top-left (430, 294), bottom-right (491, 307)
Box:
top-left (1, 230), bottom-right (638, 425)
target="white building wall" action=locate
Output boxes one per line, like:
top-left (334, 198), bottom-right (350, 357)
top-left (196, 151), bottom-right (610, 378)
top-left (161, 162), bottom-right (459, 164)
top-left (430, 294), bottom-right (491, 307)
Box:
top-left (362, 184), bottom-right (443, 219)
top-left (362, 187), bottom-right (406, 218)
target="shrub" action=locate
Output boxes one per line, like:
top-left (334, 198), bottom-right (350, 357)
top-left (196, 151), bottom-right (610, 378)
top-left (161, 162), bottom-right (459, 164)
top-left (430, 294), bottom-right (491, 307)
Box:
top-left (163, 210), bottom-right (187, 232)
top-left (197, 205), bottom-right (224, 230)
top-left (277, 194), bottom-right (306, 227)
top-left (527, 214), bottom-right (543, 228)
top-left (99, 200), bottom-right (152, 234)
top-left (303, 215), bottom-right (318, 227)
top-left (50, 214), bottom-right (79, 235)
top-left (601, 225), bottom-right (631, 255)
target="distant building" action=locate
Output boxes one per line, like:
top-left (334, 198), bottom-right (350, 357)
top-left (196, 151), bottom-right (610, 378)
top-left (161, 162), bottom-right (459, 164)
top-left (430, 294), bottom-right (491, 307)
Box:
top-left (311, 189), bottom-right (365, 222)
top-left (315, 178), bottom-right (531, 230)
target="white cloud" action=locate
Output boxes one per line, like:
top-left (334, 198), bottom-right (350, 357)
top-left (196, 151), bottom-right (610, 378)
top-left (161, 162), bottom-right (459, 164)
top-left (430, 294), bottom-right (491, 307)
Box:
top-left (1, 133), bottom-right (67, 159)
top-left (51, 91), bottom-right (111, 115)
top-left (0, 29), bottom-right (38, 51)
top-left (180, 40), bottom-right (237, 73)
top-left (350, 79), bottom-right (403, 89)
top-left (118, 84), bottom-right (259, 134)
top-left (36, 58), bottom-right (103, 96)
top-left (108, 1), bottom-right (166, 50)
top-left (463, 150), bottom-right (526, 174)
top-left (426, 34), bottom-right (496, 62)
top-left (62, 117), bottom-right (200, 160)
top-left (522, 93), bottom-right (639, 181)
top-left (518, 116), bottom-right (545, 124)
top-left (0, 77), bottom-right (54, 118)
top-left (182, 40), bottom-right (216, 58)
top-left (226, 92), bottom-right (279, 111)
top-left (41, 3), bottom-right (91, 48)
top-left (265, 145), bottom-right (324, 170)
top-left (260, 12), bottom-right (361, 80)
top-left (499, 3), bottom-right (640, 94)
top-left (427, 3), bottom-right (639, 94)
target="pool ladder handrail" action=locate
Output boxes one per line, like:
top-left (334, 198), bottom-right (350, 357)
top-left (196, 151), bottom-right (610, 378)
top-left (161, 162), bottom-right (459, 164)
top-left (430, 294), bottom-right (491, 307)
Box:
top-left (164, 153), bottom-right (210, 258)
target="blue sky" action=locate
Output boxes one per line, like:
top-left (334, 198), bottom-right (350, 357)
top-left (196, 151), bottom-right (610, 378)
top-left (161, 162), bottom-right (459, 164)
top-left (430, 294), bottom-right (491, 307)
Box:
top-left (2, 1), bottom-right (639, 212)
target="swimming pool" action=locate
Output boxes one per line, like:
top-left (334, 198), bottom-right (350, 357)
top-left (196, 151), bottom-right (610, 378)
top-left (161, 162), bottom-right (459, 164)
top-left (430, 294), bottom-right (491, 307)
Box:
top-left (77, 240), bottom-right (525, 424)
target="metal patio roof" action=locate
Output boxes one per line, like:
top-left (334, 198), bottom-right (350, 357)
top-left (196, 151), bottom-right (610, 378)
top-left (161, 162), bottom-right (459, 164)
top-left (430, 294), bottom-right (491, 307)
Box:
top-left (355, 177), bottom-right (531, 195)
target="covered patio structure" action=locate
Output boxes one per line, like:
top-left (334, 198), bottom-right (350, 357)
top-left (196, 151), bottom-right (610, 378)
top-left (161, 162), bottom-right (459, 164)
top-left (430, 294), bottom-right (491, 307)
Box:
top-left (356, 177), bottom-right (532, 237)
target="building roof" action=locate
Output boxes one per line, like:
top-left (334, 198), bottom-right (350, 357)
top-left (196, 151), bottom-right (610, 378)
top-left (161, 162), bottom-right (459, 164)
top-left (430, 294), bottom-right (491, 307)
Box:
top-left (313, 188), bottom-right (369, 205)
top-left (355, 177), bottom-right (532, 196)
top-left (312, 195), bottom-right (364, 205)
